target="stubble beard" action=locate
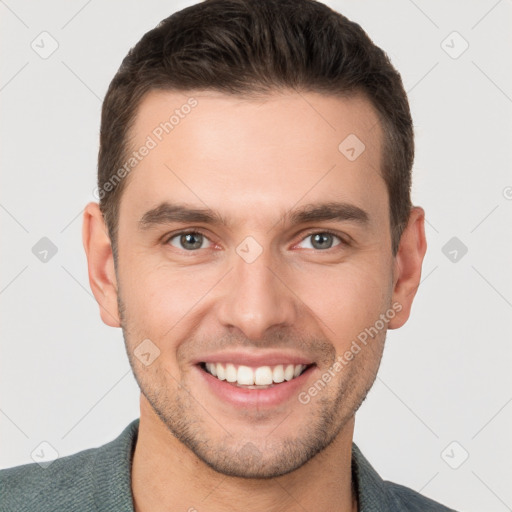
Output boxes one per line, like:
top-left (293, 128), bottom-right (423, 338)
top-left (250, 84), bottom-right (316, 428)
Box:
top-left (117, 292), bottom-right (384, 479)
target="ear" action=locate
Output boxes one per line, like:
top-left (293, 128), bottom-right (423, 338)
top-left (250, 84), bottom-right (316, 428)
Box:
top-left (388, 206), bottom-right (427, 329)
top-left (82, 202), bottom-right (121, 327)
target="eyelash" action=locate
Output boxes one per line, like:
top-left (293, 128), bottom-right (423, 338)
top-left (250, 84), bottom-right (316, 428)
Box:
top-left (163, 228), bottom-right (350, 251)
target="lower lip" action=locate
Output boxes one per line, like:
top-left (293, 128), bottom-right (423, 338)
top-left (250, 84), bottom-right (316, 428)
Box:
top-left (197, 365), bottom-right (316, 408)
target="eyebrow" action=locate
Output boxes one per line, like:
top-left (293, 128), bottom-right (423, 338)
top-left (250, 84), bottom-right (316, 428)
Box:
top-left (138, 201), bottom-right (369, 230)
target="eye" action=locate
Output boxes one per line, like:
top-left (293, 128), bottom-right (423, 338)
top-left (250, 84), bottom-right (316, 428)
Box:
top-left (164, 230), bottom-right (346, 252)
top-left (297, 231), bottom-right (344, 250)
top-left (167, 231), bottom-right (213, 251)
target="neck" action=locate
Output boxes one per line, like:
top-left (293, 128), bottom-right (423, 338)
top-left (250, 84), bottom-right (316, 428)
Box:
top-left (131, 396), bottom-right (357, 512)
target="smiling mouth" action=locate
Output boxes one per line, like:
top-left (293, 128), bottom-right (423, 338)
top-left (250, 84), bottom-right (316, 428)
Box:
top-left (199, 362), bottom-right (313, 389)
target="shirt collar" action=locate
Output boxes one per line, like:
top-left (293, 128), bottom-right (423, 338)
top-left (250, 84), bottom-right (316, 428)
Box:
top-left (351, 442), bottom-right (396, 511)
top-left (93, 418), bottom-right (139, 512)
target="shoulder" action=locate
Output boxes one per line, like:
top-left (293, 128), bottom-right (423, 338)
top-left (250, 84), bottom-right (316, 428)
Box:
top-left (351, 443), bottom-right (459, 512)
top-left (383, 481), bottom-right (458, 512)
top-left (0, 419), bottom-right (139, 512)
top-left (0, 446), bottom-right (99, 512)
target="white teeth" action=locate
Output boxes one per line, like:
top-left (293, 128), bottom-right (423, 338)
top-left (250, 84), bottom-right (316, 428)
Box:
top-left (272, 365), bottom-right (285, 383)
top-left (225, 363), bottom-right (237, 382)
top-left (216, 363), bottom-right (226, 380)
top-left (206, 362), bottom-right (216, 376)
top-left (254, 366), bottom-right (273, 386)
top-left (284, 364), bottom-right (295, 381)
top-left (237, 365), bottom-right (254, 385)
top-left (204, 362), bottom-right (308, 385)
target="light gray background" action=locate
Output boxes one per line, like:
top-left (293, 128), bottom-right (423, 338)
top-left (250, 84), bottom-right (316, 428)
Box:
top-left (1, 1), bottom-right (511, 511)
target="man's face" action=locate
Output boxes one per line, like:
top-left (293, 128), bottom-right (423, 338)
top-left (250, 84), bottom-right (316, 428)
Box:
top-left (114, 89), bottom-right (396, 477)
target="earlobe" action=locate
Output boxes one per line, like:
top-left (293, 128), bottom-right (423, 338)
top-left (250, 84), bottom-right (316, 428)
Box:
top-left (82, 202), bottom-right (121, 328)
top-left (388, 206), bottom-right (427, 330)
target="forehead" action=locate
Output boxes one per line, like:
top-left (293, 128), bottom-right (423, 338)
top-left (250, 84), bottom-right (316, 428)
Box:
top-left (119, 89), bottom-right (387, 229)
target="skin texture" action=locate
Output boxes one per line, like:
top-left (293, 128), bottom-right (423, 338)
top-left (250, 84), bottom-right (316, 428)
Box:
top-left (83, 89), bottom-right (426, 512)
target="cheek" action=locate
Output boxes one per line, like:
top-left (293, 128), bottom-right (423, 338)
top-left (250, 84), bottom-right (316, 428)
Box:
top-left (118, 256), bottom-right (220, 337)
top-left (296, 261), bottom-right (392, 343)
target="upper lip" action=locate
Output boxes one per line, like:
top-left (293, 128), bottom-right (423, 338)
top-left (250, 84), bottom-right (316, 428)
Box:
top-left (194, 351), bottom-right (315, 367)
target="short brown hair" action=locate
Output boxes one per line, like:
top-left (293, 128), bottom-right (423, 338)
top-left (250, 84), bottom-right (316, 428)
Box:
top-left (98, 0), bottom-right (413, 257)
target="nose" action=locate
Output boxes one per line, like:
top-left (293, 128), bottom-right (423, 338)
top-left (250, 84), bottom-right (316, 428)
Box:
top-left (216, 244), bottom-right (298, 341)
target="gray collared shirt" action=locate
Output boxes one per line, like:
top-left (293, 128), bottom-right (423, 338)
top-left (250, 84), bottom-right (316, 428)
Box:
top-left (0, 418), bottom-right (458, 511)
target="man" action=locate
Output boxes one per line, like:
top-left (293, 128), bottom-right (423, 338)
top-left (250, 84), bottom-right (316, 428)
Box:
top-left (0, 0), bottom-right (458, 510)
